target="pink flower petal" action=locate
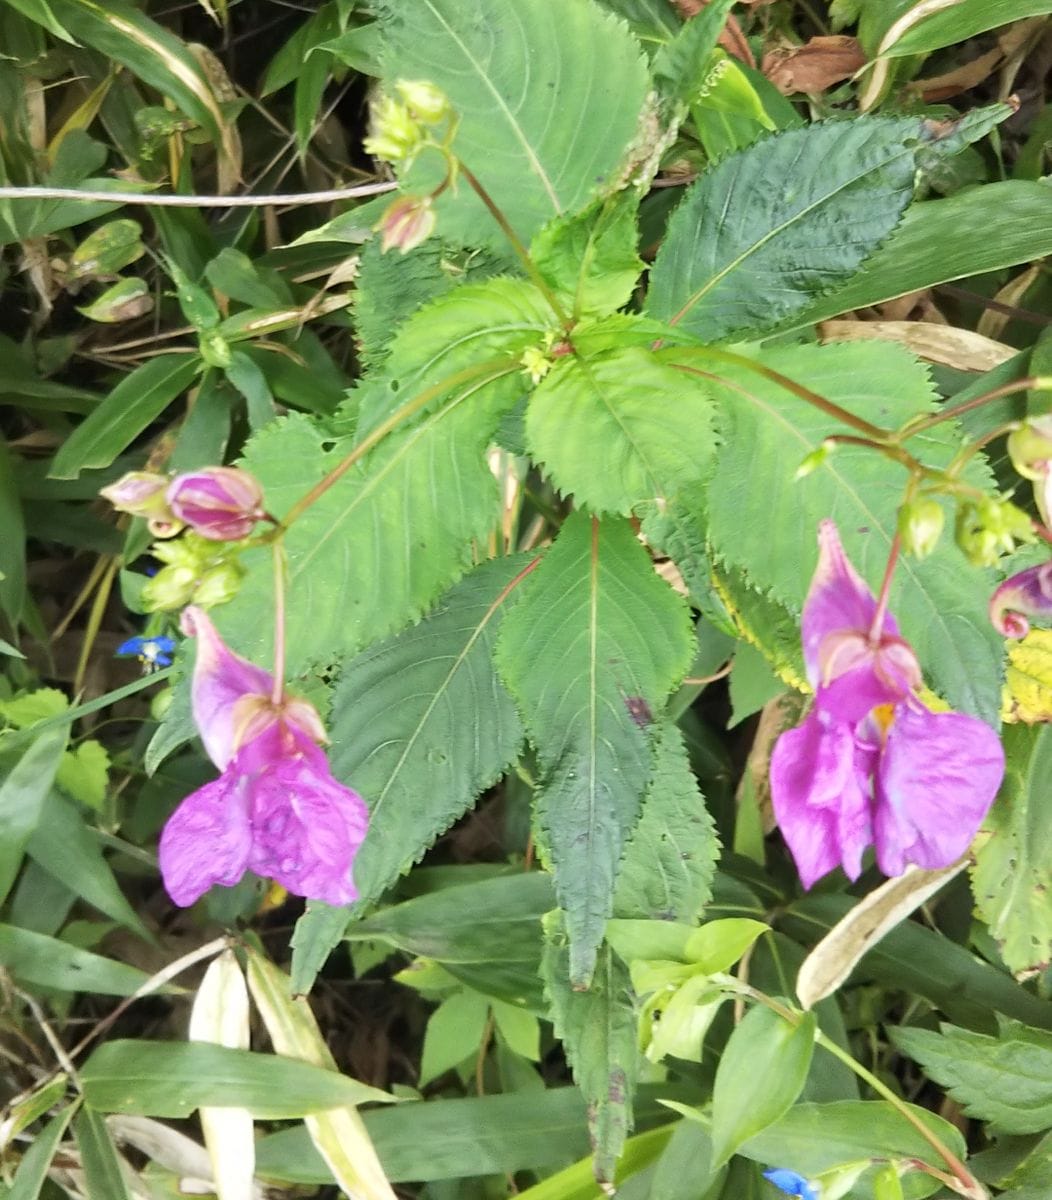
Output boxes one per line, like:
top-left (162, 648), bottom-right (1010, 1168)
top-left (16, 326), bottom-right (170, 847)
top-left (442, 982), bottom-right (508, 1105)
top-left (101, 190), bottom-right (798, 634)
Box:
top-left (874, 703), bottom-right (1004, 876)
top-left (989, 561), bottom-right (1052, 638)
top-left (158, 770), bottom-right (253, 906)
top-left (770, 710), bottom-right (874, 888)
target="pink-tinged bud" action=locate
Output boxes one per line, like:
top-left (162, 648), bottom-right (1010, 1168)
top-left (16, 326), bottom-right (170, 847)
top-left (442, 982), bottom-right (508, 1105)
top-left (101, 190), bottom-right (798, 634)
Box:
top-left (990, 561), bottom-right (1052, 638)
top-left (101, 471), bottom-right (181, 531)
top-left (377, 196), bottom-right (436, 255)
top-left (167, 467), bottom-right (265, 542)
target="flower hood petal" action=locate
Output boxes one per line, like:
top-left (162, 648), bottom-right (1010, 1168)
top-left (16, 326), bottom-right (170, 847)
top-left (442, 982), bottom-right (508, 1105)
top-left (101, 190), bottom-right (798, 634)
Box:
top-left (989, 561), bottom-right (1052, 638)
top-left (874, 703), bottom-right (1004, 876)
top-left (158, 770), bottom-right (253, 906)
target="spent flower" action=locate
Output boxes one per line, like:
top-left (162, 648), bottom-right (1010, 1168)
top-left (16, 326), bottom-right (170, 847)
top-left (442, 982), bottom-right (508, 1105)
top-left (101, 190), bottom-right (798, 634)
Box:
top-left (158, 607), bottom-right (368, 907)
top-left (770, 521), bottom-right (1004, 888)
top-left (377, 195), bottom-right (436, 254)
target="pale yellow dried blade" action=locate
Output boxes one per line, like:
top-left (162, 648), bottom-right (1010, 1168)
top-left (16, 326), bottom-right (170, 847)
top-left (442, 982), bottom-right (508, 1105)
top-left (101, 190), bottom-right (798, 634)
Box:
top-left (796, 860), bottom-right (965, 1009)
top-left (245, 948), bottom-right (397, 1200)
top-left (818, 320), bottom-right (1016, 373)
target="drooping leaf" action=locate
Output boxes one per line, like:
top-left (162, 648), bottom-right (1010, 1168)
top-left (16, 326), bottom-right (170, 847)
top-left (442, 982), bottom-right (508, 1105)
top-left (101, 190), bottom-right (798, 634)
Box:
top-left (972, 725), bottom-right (1052, 979)
top-left (497, 511), bottom-right (694, 984)
top-left (376, 0), bottom-right (650, 244)
top-left (892, 1018), bottom-right (1052, 1135)
top-left (330, 555), bottom-right (530, 912)
top-left (525, 341), bottom-right (716, 516)
top-left (541, 914), bottom-right (640, 1184)
top-left (697, 341), bottom-right (1003, 722)
top-left (613, 722), bottom-right (719, 923)
top-left (710, 1004), bottom-right (816, 1167)
top-left (648, 116), bottom-right (929, 342)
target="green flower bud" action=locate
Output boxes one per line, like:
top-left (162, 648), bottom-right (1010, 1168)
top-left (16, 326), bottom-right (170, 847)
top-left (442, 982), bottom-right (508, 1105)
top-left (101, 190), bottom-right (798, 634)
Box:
top-left (897, 497), bottom-right (944, 559)
top-left (955, 496), bottom-right (1035, 567)
top-left (363, 94), bottom-right (424, 164)
top-left (198, 329), bottom-right (232, 369)
top-left (794, 440), bottom-right (835, 480)
top-left (192, 561), bottom-right (244, 608)
top-left (142, 564), bottom-right (198, 612)
top-left (1008, 417), bottom-right (1052, 481)
top-left (394, 80), bottom-right (451, 125)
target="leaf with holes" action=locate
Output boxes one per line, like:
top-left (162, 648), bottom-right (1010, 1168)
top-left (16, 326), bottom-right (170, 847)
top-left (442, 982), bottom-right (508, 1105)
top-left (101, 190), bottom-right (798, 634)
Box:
top-left (375, 0), bottom-right (649, 245)
top-left (497, 511), bottom-right (694, 985)
top-left (696, 341), bottom-right (1003, 722)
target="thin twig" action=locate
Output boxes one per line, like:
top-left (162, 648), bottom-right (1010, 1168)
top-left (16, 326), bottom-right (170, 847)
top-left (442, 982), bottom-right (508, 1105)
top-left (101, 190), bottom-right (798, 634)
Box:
top-left (0, 182), bottom-right (396, 207)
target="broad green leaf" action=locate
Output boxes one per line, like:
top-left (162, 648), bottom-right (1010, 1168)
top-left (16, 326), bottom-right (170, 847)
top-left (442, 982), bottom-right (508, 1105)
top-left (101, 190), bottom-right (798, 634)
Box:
top-left (80, 1040), bottom-right (393, 1119)
top-left (377, 0), bottom-right (649, 244)
top-left (541, 917), bottom-right (640, 1184)
top-left (56, 739), bottom-right (110, 809)
top-left (0, 726), bottom-right (67, 905)
top-left (27, 790), bottom-right (150, 939)
top-left (972, 725), bottom-right (1052, 978)
top-left (711, 1005), bottom-right (816, 1166)
top-left (419, 990), bottom-right (491, 1086)
top-left (613, 722), bottom-right (719, 922)
top-left (740, 1100), bottom-right (967, 1186)
top-left (648, 117), bottom-right (927, 342)
top-left (205, 248), bottom-right (290, 309)
top-left (0, 437), bottom-right (26, 625)
top-left (290, 901), bottom-right (353, 996)
top-left (497, 511), bottom-right (694, 984)
top-left (863, 0), bottom-right (1052, 57)
top-left (531, 193), bottom-right (644, 321)
top-left (0, 924), bottom-right (154, 995)
top-left (329, 556), bottom-right (529, 912)
top-left (511, 1125), bottom-right (677, 1200)
top-left (684, 918), bottom-right (769, 974)
top-left (892, 1018), bottom-right (1052, 1135)
top-left (710, 563), bottom-right (807, 690)
top-left (6, 1105), bottom-right (76, 1200)
top-left (525, 342), bottom-right (716, 516)
top-left (50, 355), bottom-right (200, 478)
top-left (73, 1107), bottom-right (134, 1200)
top-left (699, 341), bottom-right (1003, 722)
top-left (794, 181), bottom-right (1052, 331)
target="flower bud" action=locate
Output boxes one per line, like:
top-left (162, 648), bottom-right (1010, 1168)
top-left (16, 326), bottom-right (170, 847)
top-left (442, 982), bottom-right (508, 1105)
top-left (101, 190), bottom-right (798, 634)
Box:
top-left (956, 496), bottom-right (1035, 567)
top-left (394, 80), bottom-right (450, 125)
top-left (794, 440), bottom-right (834, 480)
top-left (193, 561), bottom-right (245, 609)
top-left (142, 564), bottom-right (199, 612)
top-left (1007, 417), bottom-right (1052, 481)
top-left (101, 471), bottom-right (173, 517)
top-left (167, 467), bottom-right (265, 541)
top-left (377, 195), bottom-right (436, 255)
top-left (897, 497), bottom-right (944, 559)
top-left (363, 94), bottom-right (423, 164)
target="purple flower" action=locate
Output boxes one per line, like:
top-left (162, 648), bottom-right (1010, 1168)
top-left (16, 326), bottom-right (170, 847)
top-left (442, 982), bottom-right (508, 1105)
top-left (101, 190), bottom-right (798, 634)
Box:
top-left (989, 561), bottom-right (1052, 638)
top-left (763, 1168), bottom-right (819, 1200)
top-left (167, 466), bottom-right (265, 542)
top-left (158, 606), bottom-right (368, 908)
top-left (770, 521), bottom-right (1004, 889)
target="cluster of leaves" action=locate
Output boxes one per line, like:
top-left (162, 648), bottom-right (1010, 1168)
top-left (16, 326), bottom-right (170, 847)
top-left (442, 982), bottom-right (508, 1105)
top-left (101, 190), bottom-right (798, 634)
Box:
top-left (3, 0), bottom-right (1052, 1199)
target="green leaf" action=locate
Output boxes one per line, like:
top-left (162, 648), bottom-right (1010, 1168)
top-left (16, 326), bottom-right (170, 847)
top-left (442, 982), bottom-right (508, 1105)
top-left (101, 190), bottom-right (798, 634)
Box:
top-left (699, 341), bottom-right (1003, 722)
top-left (0, 727), bottom-right (67, 905)
top-left (74, 1107), bottom-right (134, 1200)
top-left (972, 725), bottom-right (1052, 978)
top-left (865, 0), bottom-right (1052, 57)
top-left (80, 1040), bottom-right (393, 1119)
top-left (377, 0), bottom-right (649, 244)
top-left (497, 511), bottom-right (694, 984)
top-left (0, 924), bottom-right (155, 995)
top-left (648, 117), bottom-right (927, 342)
top-left (531, 192), bottom-right (644, 321)
top-left (0, 436), bottom-right (27, 625)
top-left (892, 1018), bottom-right (1052, 1135)
top-left (290, 902), bottom-right (353, 996)
top-left (711, 1005), bottom-right (816, 1167)
top-left (419, 990), bottom-right (491, 1086)
top-left (6, 1105), bottom-right (76, 1200)
top-left (794, 181), bottom-right (1052, 331)
top-left (4, 0), bottom-right (75, 41)
top-left (56, 739), bottom-right (110, 810)
top-left (330, 556), bottom-right (529, 912)
top-left (613, 722), bottom-right (719, 922)
top-left (50, 355), bottom-right (200, 479)
top-left (684, 917), bottom-right (769, 973)
top-left (525, 340), bottom-right (716, 516)
top-left (651, 0), bottom-right (735, 103)
top-left (541, 916), bottom-right (640, 1184)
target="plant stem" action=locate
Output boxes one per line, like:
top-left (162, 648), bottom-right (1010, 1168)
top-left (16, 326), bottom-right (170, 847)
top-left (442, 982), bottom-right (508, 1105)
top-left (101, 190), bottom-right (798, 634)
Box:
top-left (869, 530), bottom-right (902, 644)
top-left (281, 357), bottom-right (519, 527)
top-left (897, 377), bottom-right (1051, 440)
top-left (0, 182), bottom-right (396, 206)
top-left (455, 158), bottom-right (573, 328)
top-left (271, 539), bottom-right (287, 704)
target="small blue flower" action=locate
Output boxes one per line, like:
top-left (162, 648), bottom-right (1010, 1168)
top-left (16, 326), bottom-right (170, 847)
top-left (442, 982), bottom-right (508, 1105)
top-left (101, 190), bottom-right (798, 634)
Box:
top-left (763, 1168), bottom-right (820, 1200)
top-left (117, 635), bottom-right (177, 670)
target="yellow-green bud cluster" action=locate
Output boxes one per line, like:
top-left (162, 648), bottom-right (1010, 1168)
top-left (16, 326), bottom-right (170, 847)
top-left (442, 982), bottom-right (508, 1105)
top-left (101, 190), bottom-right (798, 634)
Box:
top-left (142, 533), bottom-right (246, 612)
top-left (363, 80), bottom-right (451, 166)
top-left (955, 496), bottom-right (1035, 567)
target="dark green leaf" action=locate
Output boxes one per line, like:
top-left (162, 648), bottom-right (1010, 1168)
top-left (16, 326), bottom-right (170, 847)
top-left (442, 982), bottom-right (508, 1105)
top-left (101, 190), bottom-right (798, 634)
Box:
top-left (0, 924), bottom-right (154, 995)
top-left (74, 1106), bottom-right (134, 1200)
top-left (652, 0), bottom-right (735, 103)
top-left (0, 436), bottom-right (26, 626)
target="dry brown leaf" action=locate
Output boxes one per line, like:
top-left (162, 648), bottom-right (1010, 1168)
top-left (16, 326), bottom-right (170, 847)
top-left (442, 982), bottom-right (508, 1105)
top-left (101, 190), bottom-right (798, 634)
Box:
top-left (762, 36), bottom-right (866, 95)
top-left (818, 320), bottom-right (1017, 373)
top-left (977, 264), bottom-right (1042, 341)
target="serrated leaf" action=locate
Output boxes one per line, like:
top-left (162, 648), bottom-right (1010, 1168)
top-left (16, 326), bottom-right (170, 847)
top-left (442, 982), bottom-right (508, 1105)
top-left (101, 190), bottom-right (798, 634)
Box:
top-left (541, 915), bottom-right (639, 1184)
top-left (651, 0), bottom-right (735, 103)
top-left (377, 0), bottom-right (649, 244)
top-left (329, 556), bottom-right (529, 912)
top-left (972, 725), bottom-right (1052, 979)
top-left (497, 511), bottom-right (694, 984)
top-left (1003, 629), bottom-right (1052, 724)
top-left (711, 563), bottom-right (807, 689)
top-left (891, 1018), bottom-right (1052, 1135)
top-left (526, 341), bottom-right (716, 516)
top-left (699, 341), bottom-right (1003, 722)
top-left (531, 192), bottom-right (644, 321)
top-left (711, 1005), bottom-right (816, 1168)
top-left (648, 117), bottom-right (928, 342)
top-left (613, 722), bottom-right (719, 922)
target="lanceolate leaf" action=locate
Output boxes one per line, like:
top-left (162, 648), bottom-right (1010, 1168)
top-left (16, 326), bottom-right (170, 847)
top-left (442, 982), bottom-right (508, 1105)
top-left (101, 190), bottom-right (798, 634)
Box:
top-left (972, 725), bottom-right (1052, 978)
top-left (526, 344), bottom-right (716, 516)
top-left (613, 722), bottom-right (719, 923)
top-left (376, 0), bottom-right (649, 244)
top-left (541, 914), bottom-right (639, 1184)
top-left (329, 556), bottom-right (531, 912)
top-left (647, 117), bottom-right (929, 343)
top-left (697, 341), bottom-right (1003, 722)
top-left (497, 511), bottom-right (694, 984)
